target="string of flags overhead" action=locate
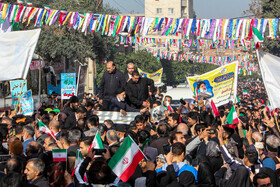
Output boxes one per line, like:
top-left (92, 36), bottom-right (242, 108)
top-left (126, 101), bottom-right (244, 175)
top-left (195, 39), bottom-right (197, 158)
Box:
top-left (145, 48), bottom-right (254, 64)
top-left (0, 2), bottom-right (263, 72)
top-left (0, 2), bottom-right (279, 42)
top-left (117, 36), bottom-right (257, 50)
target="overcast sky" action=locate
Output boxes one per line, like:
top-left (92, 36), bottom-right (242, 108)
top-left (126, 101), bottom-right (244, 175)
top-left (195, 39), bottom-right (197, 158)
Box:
top-left (104, 0), bottom-right (251, 19)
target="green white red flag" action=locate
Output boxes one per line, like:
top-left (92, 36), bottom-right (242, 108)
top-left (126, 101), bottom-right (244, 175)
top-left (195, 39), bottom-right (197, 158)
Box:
top-left (38, 120), bottom-right (57, 141)
top-left (165, 98), bottom-right (174, 112)
top-left (72, 149), bottom-right (83, 176)
top-left (252, 27), bottom-right (264, 50)
top-left (226, 106), bottom-right (239, 125)
top-left (243, 90), bottom-right (250, 97)
top-left (108, 136), bottom-right (145, 182)
top-left (88, 131), bottom-right (104, 152)
top-left (52, 149), bottom-right (67, 162)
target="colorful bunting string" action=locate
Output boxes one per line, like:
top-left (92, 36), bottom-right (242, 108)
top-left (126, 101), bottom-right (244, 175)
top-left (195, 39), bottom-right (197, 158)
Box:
top-left (1, 2), bottom-right (280, 42)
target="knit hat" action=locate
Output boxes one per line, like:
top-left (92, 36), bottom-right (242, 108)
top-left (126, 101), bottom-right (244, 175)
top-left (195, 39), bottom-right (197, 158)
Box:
top-left (9, 140), bottom-right (23, 156)
top-left (263, 158), bottom-right (276, 171)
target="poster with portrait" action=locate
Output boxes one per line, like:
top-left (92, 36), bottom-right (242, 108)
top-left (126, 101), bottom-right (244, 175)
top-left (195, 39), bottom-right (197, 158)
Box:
top-left (187, 61), bottom-right (238, 107)
top-left (138, 68), bottom-right (163, 87)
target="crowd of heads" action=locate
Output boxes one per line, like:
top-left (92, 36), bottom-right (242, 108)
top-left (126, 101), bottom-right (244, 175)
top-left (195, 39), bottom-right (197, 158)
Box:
top-left (0, 64), bottom-right (279, 187)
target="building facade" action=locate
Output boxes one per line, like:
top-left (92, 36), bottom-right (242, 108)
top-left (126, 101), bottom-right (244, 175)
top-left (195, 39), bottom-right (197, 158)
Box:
top-left (145, 0), bottom-right (194, 18)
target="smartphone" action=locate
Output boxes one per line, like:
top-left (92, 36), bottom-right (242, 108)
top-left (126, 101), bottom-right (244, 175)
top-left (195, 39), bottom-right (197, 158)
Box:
top-left (92, 149), bottom-right (106, 155)
top-left (278, 146), bottom-right (280, 158)
top-left (180, 98), bottom-right (186, 105)
top-left (163, 144), bottom-right (171, 155)
top-left (207, 129), bottom-right (216, 134)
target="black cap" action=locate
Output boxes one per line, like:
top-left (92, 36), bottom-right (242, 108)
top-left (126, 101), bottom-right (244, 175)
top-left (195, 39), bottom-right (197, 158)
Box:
top-left (116, 87), bottom-right (125, 95)
top-left (116, 124), bottom-right (127, 132)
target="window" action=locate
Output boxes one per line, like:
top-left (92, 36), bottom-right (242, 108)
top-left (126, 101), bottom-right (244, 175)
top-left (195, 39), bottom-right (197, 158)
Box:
top-left (156, 8), bottom-right (162, 14)
top-left (168, 8), bottom-right (174, 15)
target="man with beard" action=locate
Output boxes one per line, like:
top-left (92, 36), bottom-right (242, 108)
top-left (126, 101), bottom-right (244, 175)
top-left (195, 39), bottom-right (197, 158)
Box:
top-left (126, 71), bottom-right (155, 109)
top-left (109, 88), bottom-right (146, 113)
top-left (62, 96), bottom-right (79, 117)
top-left (125, 62), bottom-right (135, 82)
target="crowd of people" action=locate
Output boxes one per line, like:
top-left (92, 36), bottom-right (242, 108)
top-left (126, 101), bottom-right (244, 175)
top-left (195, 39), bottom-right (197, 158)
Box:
top-left (0, 61), bottom-right (279, 187)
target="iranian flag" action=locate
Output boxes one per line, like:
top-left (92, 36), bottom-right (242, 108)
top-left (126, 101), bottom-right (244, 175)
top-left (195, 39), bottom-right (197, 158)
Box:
top-left (210, 100), bottom-right (220, 118)
top-left (165, 98), bottom-right (174, 112)
top-left (108, 136), bottom-right (145, 182)
top-left (252, 27), bottom-right (264, 50)
top-left (226, 106), bottom-right (239, 125)
top-left (243, 90), bottom-right (250, 97)
top-left (236, 95), bottom-right (241, 103)
top-left (88, 131), bottom-right (104, 152)
top-left (52, 149), bottom-right (67, 162)
top-left (38, 120), bottom-right (57, 141)
top-left (72, 150), bottom-right (83, 176)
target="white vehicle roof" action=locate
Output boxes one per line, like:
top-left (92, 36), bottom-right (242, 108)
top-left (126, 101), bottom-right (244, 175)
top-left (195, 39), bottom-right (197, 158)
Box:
top-left (164, 86), bottom-right (194, 100)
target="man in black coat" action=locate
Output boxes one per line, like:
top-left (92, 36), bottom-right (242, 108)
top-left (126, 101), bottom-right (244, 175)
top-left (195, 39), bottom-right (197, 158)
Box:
top-left (126, 70), bottom-right (155, 109)
top-left (99, 61), bottom-right (125, 111)
top-left (109, 87), bottom-right (147, 113)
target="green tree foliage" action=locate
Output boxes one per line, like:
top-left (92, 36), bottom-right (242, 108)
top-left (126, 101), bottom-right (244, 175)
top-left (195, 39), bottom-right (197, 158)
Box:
top-left (262, 0), bottom-right (280, 56)
top-left (95, 50), bottom-right (218, 86)
top-left (3, 0), bottom-right (118, 62)
top-left (245, 0), bottom-right (280, 56)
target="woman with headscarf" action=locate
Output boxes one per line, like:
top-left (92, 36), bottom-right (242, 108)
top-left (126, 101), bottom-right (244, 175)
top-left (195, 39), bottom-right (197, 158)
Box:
top-left (215, 165), bottom-right (253, 187)
top-left (197, 162), bottom-right (215, 187)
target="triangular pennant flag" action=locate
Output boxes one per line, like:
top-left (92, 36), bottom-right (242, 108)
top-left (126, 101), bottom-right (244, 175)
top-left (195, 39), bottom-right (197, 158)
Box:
top-left (210, 100), bottom-right (220, 118)
top-left (38, 120), bottom-right (57, 141)
top-left (226, 106), bottom-right (239, 125)
top-left (88, 131), bottom-right (104, 152)
top-left (108, 136), bottom-right (145, 182)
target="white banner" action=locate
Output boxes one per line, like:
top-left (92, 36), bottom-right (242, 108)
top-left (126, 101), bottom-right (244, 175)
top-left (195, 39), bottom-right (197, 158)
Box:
top-left (96, 111), bottom-right (139, 125)
top-left (0, 29), bottom-right (41, 81)
top-left (257, 50), bottom-right (280, 109)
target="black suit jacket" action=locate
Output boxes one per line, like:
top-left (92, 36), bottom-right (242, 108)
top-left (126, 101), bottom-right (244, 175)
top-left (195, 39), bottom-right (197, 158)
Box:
top-left (63, 114), bottom-right (76, 129)
top-left (99, 69), bottom-right (125, 100)
top-left (109, 97), bottom-right (140, 112)
top-left (126, 77), bottom-right (155, 109)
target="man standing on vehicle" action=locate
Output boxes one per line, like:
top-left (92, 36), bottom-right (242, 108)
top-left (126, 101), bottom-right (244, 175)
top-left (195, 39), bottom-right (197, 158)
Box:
top-left (99, 61), bottom-right (125, 111)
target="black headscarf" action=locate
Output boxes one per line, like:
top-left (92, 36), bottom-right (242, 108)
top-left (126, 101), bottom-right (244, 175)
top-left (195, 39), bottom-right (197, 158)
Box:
top-left (197, 162), bottom-right (215, 187)
top-left (225, 166), bottom-right (253, 187)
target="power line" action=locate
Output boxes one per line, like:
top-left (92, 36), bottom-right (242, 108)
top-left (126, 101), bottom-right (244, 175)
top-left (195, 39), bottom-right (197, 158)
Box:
top-left (112, 0), bottom-right (131, 13)
top-left (133, 0), bottom-right (154, 14)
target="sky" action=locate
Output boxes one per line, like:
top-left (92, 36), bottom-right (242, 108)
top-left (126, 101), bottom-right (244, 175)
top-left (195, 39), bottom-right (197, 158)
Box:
top-left (103, 0), bottom-right (252, 19)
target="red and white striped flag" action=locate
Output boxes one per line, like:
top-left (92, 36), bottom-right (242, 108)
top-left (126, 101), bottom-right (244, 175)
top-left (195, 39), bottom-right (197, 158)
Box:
top-left (210, 100), bottom-right (220, 118)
